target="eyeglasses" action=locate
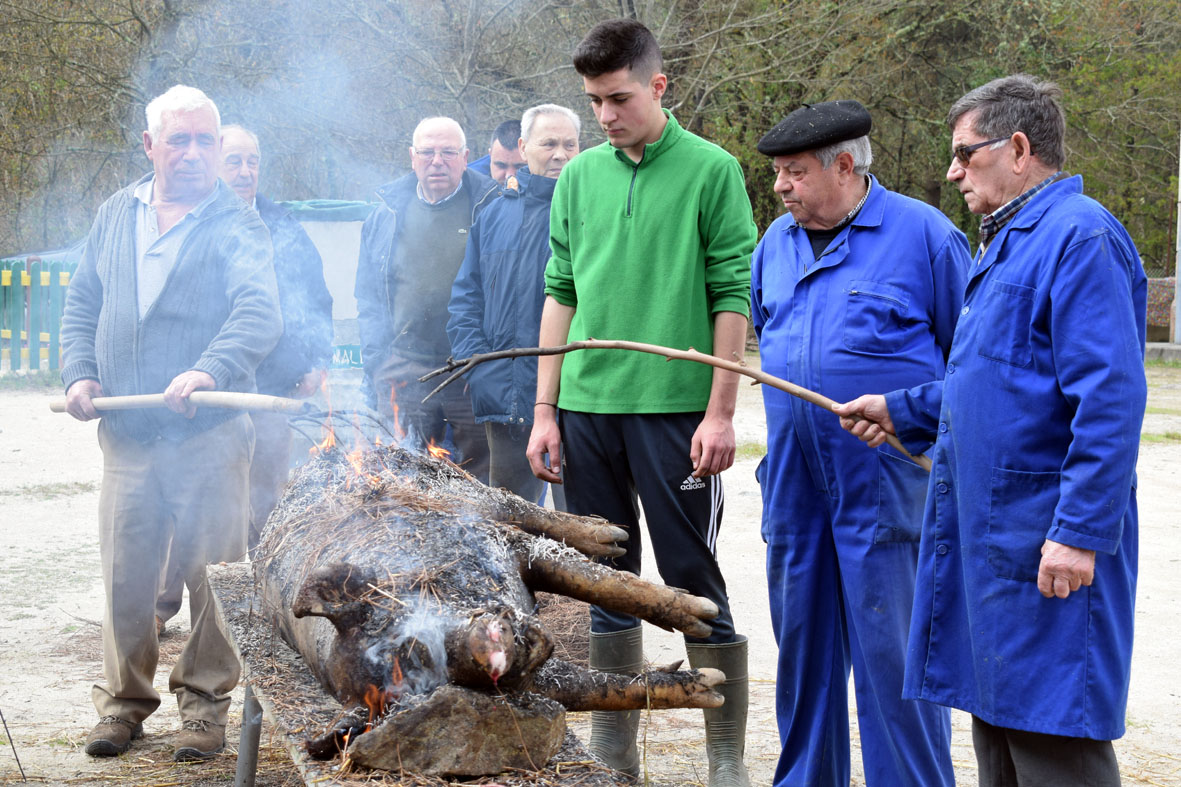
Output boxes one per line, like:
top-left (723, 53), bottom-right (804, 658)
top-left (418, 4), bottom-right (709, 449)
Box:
top-left (952, 136), bottom-right (1008, 166)
top-left (413, 148), bottom-right (462, 162)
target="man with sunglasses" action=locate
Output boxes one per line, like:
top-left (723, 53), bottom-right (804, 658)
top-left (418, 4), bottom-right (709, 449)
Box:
top-left (355, 116), bottom-right (498, 480)
top-left (750, 100), bottom-right (969, 786)
top-left (836, 75), bottom-right (1146, 786)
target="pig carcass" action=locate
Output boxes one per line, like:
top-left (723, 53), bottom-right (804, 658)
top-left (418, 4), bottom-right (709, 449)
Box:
top-left (254, 443), bottom-right (725, 776)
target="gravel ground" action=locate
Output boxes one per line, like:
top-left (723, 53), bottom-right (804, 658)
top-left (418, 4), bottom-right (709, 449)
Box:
top-left (0, 360), bottom-right (1178, 785)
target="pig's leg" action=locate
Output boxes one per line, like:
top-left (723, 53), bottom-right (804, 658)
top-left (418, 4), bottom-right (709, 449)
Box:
top-left (519, 552), bottom-right (718, 638)
top-left (504, 506), bottom-right (629, 559)
top-left (291, 562), bottom-right (376, 633)
top-left (529, 658), bottom-right (724, 711)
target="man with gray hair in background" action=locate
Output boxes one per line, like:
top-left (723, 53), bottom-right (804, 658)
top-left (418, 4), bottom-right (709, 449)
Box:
top-left (60, 85), bottom-right (280, 761)
top-left (751, 100), bottom-right (969, 786)
top-left (355, 116), bottom-right (497, 481)
top-left (448, 103), bottom-right (581, 505)
top-left (837, 74), bottom-right (1145, 786)
top-left (154, 123), bottom-right (334, 631)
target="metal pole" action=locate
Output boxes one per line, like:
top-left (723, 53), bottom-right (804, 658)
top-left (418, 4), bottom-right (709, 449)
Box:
top-left (0, 707), bottom-right (27, 782)
top-left (234, 685), bottom-right (263, 787)
top-left (1173, 126), bottom-right (1180, 343)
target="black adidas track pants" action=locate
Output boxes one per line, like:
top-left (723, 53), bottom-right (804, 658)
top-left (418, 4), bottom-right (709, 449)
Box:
top-left (558, 410), bottom-right (736, 644)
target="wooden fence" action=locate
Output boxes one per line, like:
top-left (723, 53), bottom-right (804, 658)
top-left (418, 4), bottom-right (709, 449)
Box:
top-left (0, 258), bottom-right (76, 373)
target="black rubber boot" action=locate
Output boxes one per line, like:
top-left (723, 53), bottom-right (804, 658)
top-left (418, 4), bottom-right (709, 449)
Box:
top-left (686, 635), bottom-right (751, 787)
top-left (588, 626), bottom-right (644, 778)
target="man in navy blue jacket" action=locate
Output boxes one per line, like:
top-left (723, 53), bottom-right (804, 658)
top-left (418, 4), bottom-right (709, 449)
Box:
top-left (448, 104), bottom-right (580, 503)
top-left (156, 124), bottom-right (334, 636)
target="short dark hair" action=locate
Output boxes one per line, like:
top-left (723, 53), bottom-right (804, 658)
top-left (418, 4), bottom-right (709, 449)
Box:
top-left (489, 119), bottom-right (521, 151)
top-left (573, 18), bottom-right (662, 80)
top-left (947, 74), bottom-right (1066, 169)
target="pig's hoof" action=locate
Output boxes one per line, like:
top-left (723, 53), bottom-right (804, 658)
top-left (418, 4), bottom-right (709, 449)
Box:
top-left (695, 667), bottom-right (724, 687)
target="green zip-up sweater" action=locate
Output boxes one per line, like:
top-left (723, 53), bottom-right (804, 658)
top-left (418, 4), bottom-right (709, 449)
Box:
top-left (544, 111), bottom-right (756, 413)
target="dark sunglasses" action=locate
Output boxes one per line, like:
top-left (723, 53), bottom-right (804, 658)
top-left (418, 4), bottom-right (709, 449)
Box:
top-left (952, 136), bottom-right (1009, 166)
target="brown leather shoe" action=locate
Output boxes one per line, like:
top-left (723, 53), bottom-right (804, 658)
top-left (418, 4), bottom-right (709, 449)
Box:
top-left (173, 719), bottom-right (225, 762)
top-left (84, 716), bottom-right (143, 757)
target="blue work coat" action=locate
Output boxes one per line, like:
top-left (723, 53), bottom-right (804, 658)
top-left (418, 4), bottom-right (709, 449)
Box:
top-left (447, 171), bottom-right (555, 424)
top-left (887, 175), bottom-right (1146, 739)
top-left (752, 176), bottom-right (970, 543)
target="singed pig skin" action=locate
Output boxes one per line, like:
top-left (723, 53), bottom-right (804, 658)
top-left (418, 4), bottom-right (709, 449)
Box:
top-left (255, 445), bottom-right (724, 762)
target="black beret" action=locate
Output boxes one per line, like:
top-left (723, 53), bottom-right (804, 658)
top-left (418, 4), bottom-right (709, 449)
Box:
top-left (757, 100), bottom-right (872, 157)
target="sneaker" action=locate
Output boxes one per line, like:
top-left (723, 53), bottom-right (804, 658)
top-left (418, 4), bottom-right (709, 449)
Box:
top-left (84, 716), bottom-right (143, 757)
top-left (173, 718), bottom-right (226, 762)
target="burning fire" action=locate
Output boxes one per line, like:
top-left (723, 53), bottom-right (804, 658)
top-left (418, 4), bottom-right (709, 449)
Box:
top-left (310, 374), bottom-right (337, 456)
top-left (312, 428), bottom-right (337, 455)
top-left (361, 658), bottom-right (405, 727)
top-left (387, 384), bottom-right (407, 441)
top-left (427, 439), bottom-right (451, 460)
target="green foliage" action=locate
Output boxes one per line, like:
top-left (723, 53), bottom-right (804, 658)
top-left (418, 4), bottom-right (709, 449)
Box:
top-left (0, 0), bottom-right (1176, 273)
top-left (0, 481), bottom-right (99, 499)
top-left (694, 0), bottom-right (1179, 273)
top-left (735, 440), bottom-right (767, 461)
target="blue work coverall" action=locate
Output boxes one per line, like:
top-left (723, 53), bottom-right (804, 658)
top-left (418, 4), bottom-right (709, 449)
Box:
top-left (751, 176), bottom-right (969, 786)
top-left (886, 175), bottom-right (1146, 740)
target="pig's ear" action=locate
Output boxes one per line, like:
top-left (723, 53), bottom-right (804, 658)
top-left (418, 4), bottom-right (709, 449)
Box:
top-left (292, 562), bottom-right (376, 632)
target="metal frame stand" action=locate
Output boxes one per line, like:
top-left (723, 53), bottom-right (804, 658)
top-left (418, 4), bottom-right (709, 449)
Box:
top-left (234, 685), bottom-right (263, 787)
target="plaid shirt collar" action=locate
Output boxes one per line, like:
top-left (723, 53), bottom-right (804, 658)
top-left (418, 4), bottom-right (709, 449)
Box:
top-left (978, 172), bottom-right (1063, 251)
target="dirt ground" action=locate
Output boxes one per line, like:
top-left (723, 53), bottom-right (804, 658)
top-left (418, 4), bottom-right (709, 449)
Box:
top-left (1, 359), bottom-right (1179, 786)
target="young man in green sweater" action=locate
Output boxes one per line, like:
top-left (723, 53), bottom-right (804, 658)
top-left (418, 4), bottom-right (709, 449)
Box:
top-left (526, 18), bottom-right (756, 787)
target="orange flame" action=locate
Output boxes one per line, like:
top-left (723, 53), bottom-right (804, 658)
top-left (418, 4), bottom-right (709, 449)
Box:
top-left (311, 427), bottom-right (336, 455)
top-left (387, 384), bottom-right (407, 441)
top-left (362, 684), bottom-right (385, 725)
top-left (309, 372), bottom-right (336, 455)
top-left (390, 657), bottom-right (404, 688)
top-left (427, 439), bottom-right (450, 460)
top-left (360, 658), bottom-right (404, 726)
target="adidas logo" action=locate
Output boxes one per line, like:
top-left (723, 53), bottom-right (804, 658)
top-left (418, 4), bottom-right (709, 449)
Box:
top-left (679, 474), bottom-right (706, 491)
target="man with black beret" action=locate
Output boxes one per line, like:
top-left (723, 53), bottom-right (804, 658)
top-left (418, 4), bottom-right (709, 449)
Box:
top-left (750, 100), bottom-right (969, 786)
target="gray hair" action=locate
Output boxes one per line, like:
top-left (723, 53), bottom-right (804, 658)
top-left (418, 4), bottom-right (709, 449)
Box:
top-left (412, 116), bottom-right (466, 150)
top-left (221, 123), bottom-right (261, 156)
top-left (145, 85), bottom-right (221, 143)
top-left (814, 135), bottom-right (873, 176)
top-left (521, 104), bottom-right (582, 143)
top-left (947, 74), bottom-right (1065, 169)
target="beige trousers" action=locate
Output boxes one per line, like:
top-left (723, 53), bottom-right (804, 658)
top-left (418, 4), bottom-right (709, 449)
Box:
top-left (93, 416), bottom-right (252, 726)
top-left (156, 411), bottom-right (290, 620)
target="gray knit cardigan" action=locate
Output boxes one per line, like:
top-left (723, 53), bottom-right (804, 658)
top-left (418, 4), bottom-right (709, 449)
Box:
top-left (61, 175), bottom-right (282, 443)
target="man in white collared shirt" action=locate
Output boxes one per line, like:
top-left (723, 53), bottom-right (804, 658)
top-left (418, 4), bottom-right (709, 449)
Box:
top-left (61, 84), bottom-right (280, 763)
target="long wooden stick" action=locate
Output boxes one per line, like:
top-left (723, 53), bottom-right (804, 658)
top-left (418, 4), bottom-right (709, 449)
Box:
top-left (49, 391), bottom-right (313, 415)
top-left (420, 340), bottom-right (932, 472)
